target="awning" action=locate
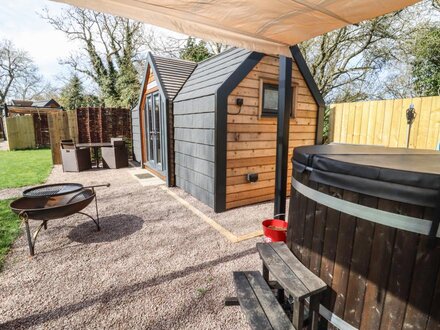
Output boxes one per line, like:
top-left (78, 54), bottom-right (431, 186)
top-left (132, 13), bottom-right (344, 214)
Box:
top-left (52, 0), bottom-right (419, 56)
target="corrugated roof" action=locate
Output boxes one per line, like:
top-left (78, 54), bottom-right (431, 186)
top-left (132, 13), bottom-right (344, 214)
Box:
top-left (174, 48), bottom-right (252, 102)
top-left (150, 55), bottom-right (197, 100)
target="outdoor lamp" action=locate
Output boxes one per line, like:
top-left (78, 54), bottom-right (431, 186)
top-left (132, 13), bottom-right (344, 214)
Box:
top-left (406, 103), bottom-right (416, 148)
top-left (406, 103), bottom-right (416, 125)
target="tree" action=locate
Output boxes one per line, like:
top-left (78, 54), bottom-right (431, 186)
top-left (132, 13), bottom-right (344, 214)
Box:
top-left (59, 75), bottom-right (85, 110)
top-left (299, 0), bottom-right (440, 103)
top-left (412, 27), bottom-right (440, 96)
top-left (144, 30), bottom-right (229, 60)
top-left (300, 13), bottom-right (410, 103)
top-left (0, 40), bottom-right (37, 104)
top-left (179, 37), bottom-right (212, 62)
top-left (42, 7), bottom-right (143, 107)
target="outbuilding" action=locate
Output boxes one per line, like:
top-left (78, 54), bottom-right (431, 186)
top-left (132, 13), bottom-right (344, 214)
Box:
top-left (133, 47), bottom-right (324, 212)
top-left (132, 53), bottom-right (196, 186)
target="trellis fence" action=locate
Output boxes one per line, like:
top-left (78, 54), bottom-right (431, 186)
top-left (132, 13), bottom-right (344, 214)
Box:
top-left (329, 96), bottom-right (440, 150)
top-left (76, 107), bottom-right (131, 143)
top-left (5, 107), bottom-right (132, 164)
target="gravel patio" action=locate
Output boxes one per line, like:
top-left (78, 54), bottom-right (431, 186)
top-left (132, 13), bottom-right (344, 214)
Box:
top-left (0, 165), bottom-right (278, 329)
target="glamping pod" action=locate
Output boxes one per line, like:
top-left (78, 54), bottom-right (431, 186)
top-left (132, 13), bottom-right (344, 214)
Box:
top-left (287, 144), bottom-right (440, 329)
top-left (132, 53), bottom-right (197, 186)
top-left (133, 47), bottom-right (324, 212)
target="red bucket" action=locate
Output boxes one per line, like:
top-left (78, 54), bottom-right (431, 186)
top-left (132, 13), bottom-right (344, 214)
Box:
top-left (262, 219), bottom-right (288, 243)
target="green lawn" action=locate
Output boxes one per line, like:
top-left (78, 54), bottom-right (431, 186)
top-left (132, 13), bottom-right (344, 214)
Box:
top-left (0, 149), bottom-right (53, 189)
top-left (0, 199), bottom-right (20, 270)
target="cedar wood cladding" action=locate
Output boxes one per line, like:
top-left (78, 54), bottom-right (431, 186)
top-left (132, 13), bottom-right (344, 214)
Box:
top-left (173, 48), bottom-right (254, 209)
top-left (131, 53), bottom-right (196, 183)
top-left (224, 47), bottom-right (323, 210)
top-left (133, 47), bottom-right (324, 212)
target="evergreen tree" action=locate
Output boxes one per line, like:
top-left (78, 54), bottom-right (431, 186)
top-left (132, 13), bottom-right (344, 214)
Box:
top-left (59, 75), bottom-right (85, 110)
top-left (180, 37), bottom-right (212, 62)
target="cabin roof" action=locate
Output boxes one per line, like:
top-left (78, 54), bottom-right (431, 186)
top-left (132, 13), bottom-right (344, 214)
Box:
top-left (149, 54), bottom-right (197, 100)
top-left (174, 48), bottom-right (252, 102)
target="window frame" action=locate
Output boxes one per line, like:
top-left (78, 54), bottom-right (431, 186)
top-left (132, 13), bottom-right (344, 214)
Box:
top-left (258, 78), bottom-right (298, 119)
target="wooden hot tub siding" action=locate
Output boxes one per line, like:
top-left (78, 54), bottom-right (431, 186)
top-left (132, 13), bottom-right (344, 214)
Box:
top-left (287, 170), bottom-right (440, 330)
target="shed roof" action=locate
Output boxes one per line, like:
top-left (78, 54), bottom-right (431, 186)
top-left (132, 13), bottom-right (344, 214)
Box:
top-left (31, 100), bottom-right (59, 107)
top-left (174, 48), bottom-right (252, 102)
top-left (149, 54), bottom-right (196, 100)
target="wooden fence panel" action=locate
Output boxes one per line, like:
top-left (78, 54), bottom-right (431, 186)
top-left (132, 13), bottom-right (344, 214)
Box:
top-left (66, 110), bottom-right (79, 143)
top-left (5, 116), bottom-right (35, 150)
top-left (48, 112), bottom-right (73, 164)
top-left (75, 107), bottom-right (131, 144)
top-left (330, 96), bottom-right (440, 150)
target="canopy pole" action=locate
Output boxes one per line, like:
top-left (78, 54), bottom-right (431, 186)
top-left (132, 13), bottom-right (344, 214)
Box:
top-left (274, 55), bottom-right (292, 220)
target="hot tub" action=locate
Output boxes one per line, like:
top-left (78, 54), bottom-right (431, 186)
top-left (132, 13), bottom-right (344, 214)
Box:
top-left (287, 144), bottom-right (440, 330)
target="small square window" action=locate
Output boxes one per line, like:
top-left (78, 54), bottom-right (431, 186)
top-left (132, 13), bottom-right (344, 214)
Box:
top-left (260, 82), bottom-right (297, 118)
top-left (262, 83), bottom-right (278, 117)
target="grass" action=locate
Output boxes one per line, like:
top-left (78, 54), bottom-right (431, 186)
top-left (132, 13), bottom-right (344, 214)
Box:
top-left (0, 199), bottom-right (20, 270)
top-left (0, 149), bottom-right (52, 189)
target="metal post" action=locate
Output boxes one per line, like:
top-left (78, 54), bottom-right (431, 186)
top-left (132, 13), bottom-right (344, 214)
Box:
top-left (274, 55), bottom-right (292, 220)
top-left (23, 217), bottom-right (34, 256)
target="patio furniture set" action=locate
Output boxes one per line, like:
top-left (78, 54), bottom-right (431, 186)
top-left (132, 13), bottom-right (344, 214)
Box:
top-left (60, 138), bottom-right (128, 172)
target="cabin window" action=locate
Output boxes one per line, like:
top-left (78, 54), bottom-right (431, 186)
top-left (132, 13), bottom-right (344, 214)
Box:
top-left (262, 83), bottom-right (279, 116)
top-left (260, 80), bottom-right (298, 118)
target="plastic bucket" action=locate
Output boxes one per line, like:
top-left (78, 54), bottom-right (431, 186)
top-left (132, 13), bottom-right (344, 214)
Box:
top-left (262, 219), bottom-right (288, 243)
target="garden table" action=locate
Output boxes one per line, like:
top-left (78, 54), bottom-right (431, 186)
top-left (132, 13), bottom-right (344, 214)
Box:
top-left (76, 142), bottom-right (112, 168)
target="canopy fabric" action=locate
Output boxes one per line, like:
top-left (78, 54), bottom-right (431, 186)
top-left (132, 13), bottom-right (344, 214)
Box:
top-left (52, 0), bottom-right (419, 56)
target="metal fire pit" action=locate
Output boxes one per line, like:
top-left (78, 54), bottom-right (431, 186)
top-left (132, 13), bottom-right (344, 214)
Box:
top-left (10, 183), bottom-right (110, 256)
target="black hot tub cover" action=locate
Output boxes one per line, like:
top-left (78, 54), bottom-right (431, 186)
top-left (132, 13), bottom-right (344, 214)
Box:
top-left (293, 144), bottom-right (440, 208)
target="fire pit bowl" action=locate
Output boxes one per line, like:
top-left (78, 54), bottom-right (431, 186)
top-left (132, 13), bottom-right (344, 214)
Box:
top-left (10, 189), bottom-right (95, 221)
top-left (10, 183), bottom-right (109, 256)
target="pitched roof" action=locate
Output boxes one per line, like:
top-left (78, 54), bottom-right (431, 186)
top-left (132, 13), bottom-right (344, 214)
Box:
top-left (11, 100), bottom-right (33, 107)
top-left (174, 48), bottom-right (252, 102)
top-left (149, 54), bottom-right (197, 100)
top-left (11, 99), bottom-right (61, 108)
top-left (31, 99), bottom-right (61, 108)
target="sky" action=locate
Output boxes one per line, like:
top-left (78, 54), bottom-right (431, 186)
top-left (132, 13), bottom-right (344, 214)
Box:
top-left (0, 0), bottom-right (181, 86)
top-left (0, 0), bottom-right (79, 80)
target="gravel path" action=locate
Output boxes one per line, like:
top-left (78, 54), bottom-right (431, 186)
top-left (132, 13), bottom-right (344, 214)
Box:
top-left (0, 166), bottom-right (262, 329)
top-left (0, 185), bottom-right (34, 200)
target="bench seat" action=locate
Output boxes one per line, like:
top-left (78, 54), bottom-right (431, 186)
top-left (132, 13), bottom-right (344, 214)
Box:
top-left (256, 242), bottom-right (327, 299)
top-left (233, 271), bottom-right (295, 330)
top-left (257, 242), bottom-right (327, 329)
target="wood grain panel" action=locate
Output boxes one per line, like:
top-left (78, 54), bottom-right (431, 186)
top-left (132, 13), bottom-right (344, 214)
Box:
top-left (225, 55), bottom-right (319, 209)
top-left (331, 96), bottom-right (440, 150)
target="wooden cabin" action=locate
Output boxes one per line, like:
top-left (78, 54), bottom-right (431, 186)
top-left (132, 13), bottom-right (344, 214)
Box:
top-left (132, 53), bottom-right (196, 186)
top-left (133, 47), bottom-right (324, 212)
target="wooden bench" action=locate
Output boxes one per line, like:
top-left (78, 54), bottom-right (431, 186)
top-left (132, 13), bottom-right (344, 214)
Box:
top-left (232, 271), bottom-right (295, 330)
top-left (257, 242), bottom-right (327, 329)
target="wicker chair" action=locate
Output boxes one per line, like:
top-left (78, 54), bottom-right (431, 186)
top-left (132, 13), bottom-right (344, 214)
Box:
top-left (101, 138), bottom-right (128, 169)
top-left (61, 140), bottom-right (92, 172)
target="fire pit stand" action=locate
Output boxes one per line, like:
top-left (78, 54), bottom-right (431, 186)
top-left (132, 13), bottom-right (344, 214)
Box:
top-left (10, 183), bottom-right (110, 256)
